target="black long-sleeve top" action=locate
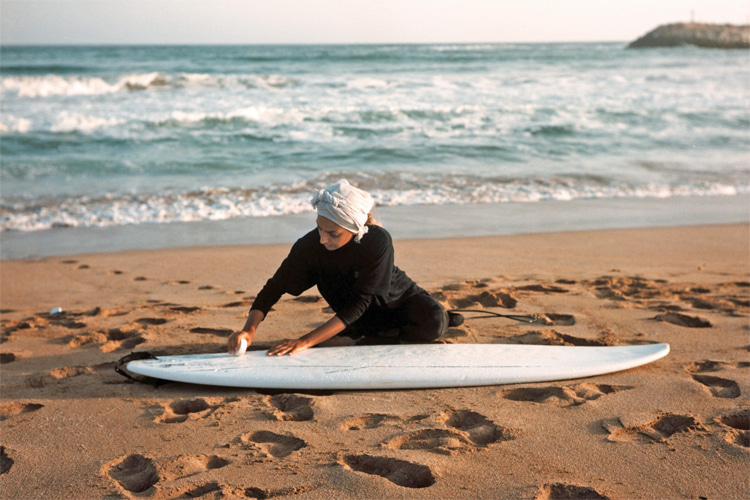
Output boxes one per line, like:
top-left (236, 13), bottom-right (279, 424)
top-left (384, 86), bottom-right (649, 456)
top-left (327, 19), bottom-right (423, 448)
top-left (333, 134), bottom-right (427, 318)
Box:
top-left (251, 225), bottom-right (419, 326)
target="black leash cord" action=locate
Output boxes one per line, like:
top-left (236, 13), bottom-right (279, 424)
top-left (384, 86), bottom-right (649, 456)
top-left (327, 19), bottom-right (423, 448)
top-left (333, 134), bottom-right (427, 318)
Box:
top-left (114, 351), bottom-right (165, 386)
top-left (450, 309), bottom-right (539, 323)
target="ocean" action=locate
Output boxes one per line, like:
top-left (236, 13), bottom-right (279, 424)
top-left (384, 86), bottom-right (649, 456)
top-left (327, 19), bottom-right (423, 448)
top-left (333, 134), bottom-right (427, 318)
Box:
top-left (1, 43), bottom-right (748, 257)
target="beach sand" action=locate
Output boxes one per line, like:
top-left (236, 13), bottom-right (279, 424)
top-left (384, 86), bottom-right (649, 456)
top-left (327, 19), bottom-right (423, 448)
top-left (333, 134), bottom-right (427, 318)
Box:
top-left (1, 224), bottom-right (748, 499)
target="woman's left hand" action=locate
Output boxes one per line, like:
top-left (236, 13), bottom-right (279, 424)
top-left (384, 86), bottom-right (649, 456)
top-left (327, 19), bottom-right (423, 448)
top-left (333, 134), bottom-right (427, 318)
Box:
top-left (266, 316), bottom-right (347, 356)
top-left (267, 339), bottom-right (310, 356)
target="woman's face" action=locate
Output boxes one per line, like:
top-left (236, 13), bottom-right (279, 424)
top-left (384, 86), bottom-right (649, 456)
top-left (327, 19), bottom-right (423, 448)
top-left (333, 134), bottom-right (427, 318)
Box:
top-left (316, 215), bottom-right (355, 251)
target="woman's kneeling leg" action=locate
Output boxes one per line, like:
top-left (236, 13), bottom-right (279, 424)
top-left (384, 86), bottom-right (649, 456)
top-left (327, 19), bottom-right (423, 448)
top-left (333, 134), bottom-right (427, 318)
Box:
top-left (399, 293), bottom-right (448, 342)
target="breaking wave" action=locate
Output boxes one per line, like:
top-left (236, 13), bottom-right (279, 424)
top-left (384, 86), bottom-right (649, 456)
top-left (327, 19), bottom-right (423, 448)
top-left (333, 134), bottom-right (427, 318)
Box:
top-left (1, 72), bottom-right (299, 98)
top-left (1, 173), bottom-right (746, 232)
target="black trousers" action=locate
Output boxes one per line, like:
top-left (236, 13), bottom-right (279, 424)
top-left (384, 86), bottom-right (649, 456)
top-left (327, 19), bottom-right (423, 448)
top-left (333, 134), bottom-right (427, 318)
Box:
top-left (344, 291), bottom-right (448, 342)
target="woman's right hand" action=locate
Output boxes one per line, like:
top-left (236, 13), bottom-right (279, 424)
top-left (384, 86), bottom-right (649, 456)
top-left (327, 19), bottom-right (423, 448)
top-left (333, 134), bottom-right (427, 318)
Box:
top-left (228, 328), bottom-right (255, 355)
top-left (228, 310), bottom-right (265, 355)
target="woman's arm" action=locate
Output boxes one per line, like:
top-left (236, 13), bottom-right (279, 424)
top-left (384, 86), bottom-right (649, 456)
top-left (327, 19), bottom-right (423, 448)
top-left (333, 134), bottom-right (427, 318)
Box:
top-left (227, 309), bottom-right (265, 354)
top-left (267, 315), bottom-right (347, 356)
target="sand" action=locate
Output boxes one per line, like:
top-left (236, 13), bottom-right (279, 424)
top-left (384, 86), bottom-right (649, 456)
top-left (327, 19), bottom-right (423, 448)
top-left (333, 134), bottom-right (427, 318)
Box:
top-left (1, 224), bottom-right (748, 499)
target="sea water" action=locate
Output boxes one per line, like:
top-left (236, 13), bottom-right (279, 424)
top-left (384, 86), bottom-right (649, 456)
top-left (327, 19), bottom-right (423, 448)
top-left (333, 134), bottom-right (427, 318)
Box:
top-left (1, 43), bottom-right (748, 256)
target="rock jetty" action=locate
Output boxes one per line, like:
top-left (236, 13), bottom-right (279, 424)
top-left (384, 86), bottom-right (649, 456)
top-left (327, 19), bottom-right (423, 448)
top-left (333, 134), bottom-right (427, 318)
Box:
top-left (628, 23), bottom-right (749, 49)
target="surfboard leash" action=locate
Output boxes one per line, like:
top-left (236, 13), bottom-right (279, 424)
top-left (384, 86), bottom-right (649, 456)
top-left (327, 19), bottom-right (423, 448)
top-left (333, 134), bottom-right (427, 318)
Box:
top-left (114, 351), bottom-right (167, 386)
top-left (449, 309), bottom-right (539, 323)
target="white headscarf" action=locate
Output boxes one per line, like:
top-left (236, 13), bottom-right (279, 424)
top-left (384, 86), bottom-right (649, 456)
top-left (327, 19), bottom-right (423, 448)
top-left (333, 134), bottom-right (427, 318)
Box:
top-left (312, 179), bottom-right (375, 242)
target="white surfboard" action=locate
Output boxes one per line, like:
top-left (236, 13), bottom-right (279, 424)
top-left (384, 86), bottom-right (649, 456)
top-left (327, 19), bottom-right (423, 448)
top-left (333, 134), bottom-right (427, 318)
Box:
top-left (123, 343), bottom-right (669, 390)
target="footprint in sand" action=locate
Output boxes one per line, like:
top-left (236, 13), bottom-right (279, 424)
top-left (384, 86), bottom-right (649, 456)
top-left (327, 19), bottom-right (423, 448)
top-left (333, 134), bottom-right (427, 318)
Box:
top-left (341, 413), bottom-right (399, 430)
top-left (441, 409), bottom-right (513, 447)
top-left (135, 317), bottom-right (169, 327)
top-left (385, 409), bottom-right (514, 455)
top-left (585, 276), bottom-right (663, 302)
top-left (384, 428), bottom-right (474, 455)
top-left (719, 409), bottom-right (749, 448)
top-left (221, 300), bottom-right (254, 308)
top-left (517, 284), bottom-right (570, 294)
top-left (1, 446), bottom-right (14, 475)
top-left (683, 296), bottom-right (736, 313)
top-left (0, 353), bottom-right (16, 364)
top-left (0, 402), bottom-right (44, 421)
top-left (692, 375), bottom-right (740, 399)
top-left (106, 453), bottom-right (231, 497)
top-left (719, 409), bottom-right (750, 431)
top-left (265, 394), bottom-right (314, 422)
top-left (556, 279), bottom-right (577, 285)
top-left (154, 398), bottom-right (214, 424)
top-left (536, 483), bottom-right (610, 500)
top-left (499, 383), bottom-right (632, 407)
top-left (602, 412), bottom-right (703, 443)
top-left (1, 319), bottom-right (34, 343)
top-left (96, 328), bottom-right (146, 352)
top-left (38, 310), bottom-right (89, 330)
top-left (159, 454), bottom-right (231, 480)
top-left (339, 454), bottom-right (435, 489)
top-left (241, 431), bottom-right (306, 459)
top-left (447, 289), bottom-right (518, 309)
top-left (105, 454), bottom-right (159, 494)
top-left (28, 366), bottom-right (94, 388)
top-left (652, 312), bottom-right (711, 328)
top-left (244, 486), bottom-right (314, 499)
top-left (506, 329), bottom-right (613, 347)
top-left (538, 313), bottom-right (576, 326)
top-left (183, 482), bottom-right (223, 498)
top-left (24, 365), bottom-right (97, 389)
top-left (684, 360), bottom-right (734, 373)
top-left (170, 306), bottom-right (201, 314)
top-left (51, 366), bottom-right (96, 380)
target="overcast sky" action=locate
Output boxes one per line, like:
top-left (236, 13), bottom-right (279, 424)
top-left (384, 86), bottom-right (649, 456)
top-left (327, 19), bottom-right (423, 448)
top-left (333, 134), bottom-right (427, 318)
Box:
top-left (1, 0), bottom-right (747, 45)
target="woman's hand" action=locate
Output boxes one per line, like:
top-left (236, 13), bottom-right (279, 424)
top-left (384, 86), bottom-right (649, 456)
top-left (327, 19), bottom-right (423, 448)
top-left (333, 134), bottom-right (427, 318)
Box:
top-left (228, 310), bottom-right (265, 355)
top-left (266, 316), bottom-right (347, 356)
top-left (227, 329), bottom-right (255, 355)
top-left (267, 338), bottom-right (311, 356)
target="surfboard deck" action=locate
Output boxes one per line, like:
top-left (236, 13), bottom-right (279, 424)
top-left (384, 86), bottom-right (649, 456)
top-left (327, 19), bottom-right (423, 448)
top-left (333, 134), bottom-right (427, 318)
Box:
top-left (124, 343), bottom-right (670, 390)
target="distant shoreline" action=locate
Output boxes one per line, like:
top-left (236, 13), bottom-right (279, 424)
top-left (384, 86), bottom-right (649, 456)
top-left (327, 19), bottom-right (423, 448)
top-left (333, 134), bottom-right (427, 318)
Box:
top-left (629, 23), bottom-right (749, 49)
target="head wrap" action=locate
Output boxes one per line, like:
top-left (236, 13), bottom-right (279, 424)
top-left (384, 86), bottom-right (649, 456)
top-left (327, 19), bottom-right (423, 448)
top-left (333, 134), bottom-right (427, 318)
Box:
top-left (312, 179), bottom-right (375, 242)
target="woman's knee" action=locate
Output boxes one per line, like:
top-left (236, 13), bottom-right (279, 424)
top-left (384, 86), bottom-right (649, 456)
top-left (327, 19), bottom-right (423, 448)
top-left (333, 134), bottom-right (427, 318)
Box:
top-left (401, 294), bottom-right (448, 341)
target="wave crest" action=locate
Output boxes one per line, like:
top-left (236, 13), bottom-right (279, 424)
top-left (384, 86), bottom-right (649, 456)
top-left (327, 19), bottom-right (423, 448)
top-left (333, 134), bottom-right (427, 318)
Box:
top-left (1, 72), bottom-right (298, 98)
top-left (1, 174), bottom-right (746, 232)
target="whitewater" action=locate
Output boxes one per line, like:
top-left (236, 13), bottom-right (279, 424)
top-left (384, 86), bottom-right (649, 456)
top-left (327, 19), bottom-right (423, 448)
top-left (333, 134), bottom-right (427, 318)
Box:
top-left (1, 43), bottom-right (748, 235)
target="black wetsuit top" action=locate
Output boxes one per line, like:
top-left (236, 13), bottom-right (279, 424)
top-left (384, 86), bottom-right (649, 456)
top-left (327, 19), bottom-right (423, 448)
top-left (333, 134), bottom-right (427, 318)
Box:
top-left (251, 225), bottom-right (420, 326)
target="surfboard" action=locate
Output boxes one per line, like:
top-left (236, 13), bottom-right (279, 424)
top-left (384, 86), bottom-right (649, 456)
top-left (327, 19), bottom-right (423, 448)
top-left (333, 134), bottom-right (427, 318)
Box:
top-left (122, 343), bottom-right (669, 390)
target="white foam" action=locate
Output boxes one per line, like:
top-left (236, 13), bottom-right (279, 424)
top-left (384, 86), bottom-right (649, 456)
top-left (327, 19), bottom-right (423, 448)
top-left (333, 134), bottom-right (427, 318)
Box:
top-left (347, 77), bottom-right (392, 90)
top-left (2, 179), bottom-right (747, 233)
top-left (118, 72), bottom-right (169, 91)
top-left (2, 75), bottom-right (117, 97)
top-left (0, 116), bottom-right (32, 134)
top-left (157, 106), bottom-right (307, 128)
top-left (51, 112), bottom-right (123, 133)
top-left (1, 72), bottom-right (292, 98)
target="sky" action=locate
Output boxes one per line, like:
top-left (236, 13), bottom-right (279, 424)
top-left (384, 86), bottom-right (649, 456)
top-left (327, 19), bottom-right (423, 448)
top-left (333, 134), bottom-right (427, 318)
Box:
top-left (1, 0), bottom-right (748, 45)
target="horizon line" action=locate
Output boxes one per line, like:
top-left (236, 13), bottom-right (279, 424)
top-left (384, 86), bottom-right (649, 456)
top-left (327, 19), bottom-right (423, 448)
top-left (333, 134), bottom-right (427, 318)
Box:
top-left (1, 39), bottom-right (632, 48)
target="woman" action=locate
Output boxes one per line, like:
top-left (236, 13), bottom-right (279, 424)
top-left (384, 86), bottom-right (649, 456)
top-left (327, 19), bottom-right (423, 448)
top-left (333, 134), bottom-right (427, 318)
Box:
top-left (227, 179), bottom-right (460, 356)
